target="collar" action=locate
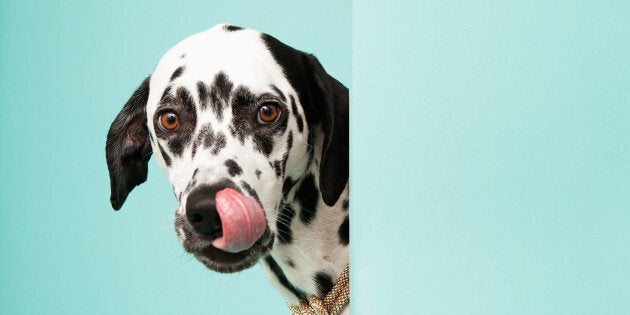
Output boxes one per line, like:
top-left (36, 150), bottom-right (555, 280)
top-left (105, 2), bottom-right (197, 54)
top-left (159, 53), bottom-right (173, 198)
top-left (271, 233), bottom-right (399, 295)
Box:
top-left (287, 264), bottom-right (350, 315)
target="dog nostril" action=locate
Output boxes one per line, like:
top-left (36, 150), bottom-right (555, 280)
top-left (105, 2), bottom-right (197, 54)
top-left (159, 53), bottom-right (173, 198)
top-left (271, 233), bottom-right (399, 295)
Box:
top-left (188, 212), bottom-right (204, 224)
top-left (186, 184), bottom-right (232, 240)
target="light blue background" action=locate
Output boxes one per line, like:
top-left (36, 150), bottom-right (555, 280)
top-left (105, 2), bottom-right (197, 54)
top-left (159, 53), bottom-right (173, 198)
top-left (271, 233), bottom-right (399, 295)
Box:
top-left (0, 1), bottom-right (348, 314)
top-left (2, 1), bottom-right (630, 314)
top-left (353, 1), bottom-right (630, 314)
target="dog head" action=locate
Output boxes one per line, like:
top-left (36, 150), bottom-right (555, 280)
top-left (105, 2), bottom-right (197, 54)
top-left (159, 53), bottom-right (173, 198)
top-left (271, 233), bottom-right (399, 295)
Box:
top-left (105, 24), bottom-right (348, 273)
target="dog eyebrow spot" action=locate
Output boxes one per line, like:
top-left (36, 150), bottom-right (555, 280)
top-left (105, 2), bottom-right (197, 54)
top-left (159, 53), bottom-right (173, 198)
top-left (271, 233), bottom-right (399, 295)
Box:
top-left (196, 81), bottom-right (209, 110)
top-left (210, 72), bottom-right (234, 121)
top-left (170, 66), bottom-right (185, 82)
top-left (225, 159), bottom-right (242, 176)
top-left (314, 272), bottom-right (334, 297)
top-left (160, 86), bottom-right (172, 102)
top-left (271, 85), bottom-right (286, 102)
top-left (339, 215), bottom-right (349, 245)
top-left (255, 169), bottom-right (262, 179)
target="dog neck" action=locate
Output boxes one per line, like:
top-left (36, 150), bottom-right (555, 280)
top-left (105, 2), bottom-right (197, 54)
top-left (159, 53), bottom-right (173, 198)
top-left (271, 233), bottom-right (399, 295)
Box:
top-left (262, 154), bottom-right (349, 305)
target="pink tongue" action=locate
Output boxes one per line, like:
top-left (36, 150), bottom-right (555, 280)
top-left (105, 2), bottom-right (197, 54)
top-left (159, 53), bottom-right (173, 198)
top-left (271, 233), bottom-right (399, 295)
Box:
top-left (212, 188), bottom-right (266, 253)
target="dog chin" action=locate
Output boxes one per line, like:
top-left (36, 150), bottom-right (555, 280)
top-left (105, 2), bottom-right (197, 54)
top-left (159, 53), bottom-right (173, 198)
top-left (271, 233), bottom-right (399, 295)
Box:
top-left (181, 228), bottom-right (274, 273)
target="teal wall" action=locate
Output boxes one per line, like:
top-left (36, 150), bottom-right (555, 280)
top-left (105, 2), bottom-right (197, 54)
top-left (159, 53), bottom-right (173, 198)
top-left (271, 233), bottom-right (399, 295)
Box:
top-left (353, 1), bottom-right (630, 314)
top-left (2, 0), bottom-right (630, 314)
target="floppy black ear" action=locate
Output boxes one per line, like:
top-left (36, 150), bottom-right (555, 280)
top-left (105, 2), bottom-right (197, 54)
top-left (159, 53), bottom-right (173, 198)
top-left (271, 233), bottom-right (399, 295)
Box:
top-left (302, 54), bottom-right (349, 206)
top-left (105, 77), bottom-right (153, 210)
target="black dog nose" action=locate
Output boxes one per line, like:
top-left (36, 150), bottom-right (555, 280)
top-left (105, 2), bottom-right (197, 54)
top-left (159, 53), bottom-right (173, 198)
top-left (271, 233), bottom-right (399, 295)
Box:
top-left (185, 186), bottom-right (224, 239)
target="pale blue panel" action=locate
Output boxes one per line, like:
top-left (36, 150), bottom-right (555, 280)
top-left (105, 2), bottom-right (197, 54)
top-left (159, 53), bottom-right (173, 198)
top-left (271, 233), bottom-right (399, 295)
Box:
top-left (353, 1), bottom-right (630, 314)
top-left (0, 1), bottom-right (349, 314)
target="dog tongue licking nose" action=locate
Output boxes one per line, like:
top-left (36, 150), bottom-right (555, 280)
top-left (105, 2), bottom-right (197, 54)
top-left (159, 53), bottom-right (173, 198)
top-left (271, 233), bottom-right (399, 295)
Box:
top-left (212, 188), bottom-right (266, 253)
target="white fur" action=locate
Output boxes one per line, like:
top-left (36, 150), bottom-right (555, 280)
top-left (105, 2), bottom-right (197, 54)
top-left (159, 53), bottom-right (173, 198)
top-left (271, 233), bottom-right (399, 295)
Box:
top-left (143, 24), bottom-right (348, 311)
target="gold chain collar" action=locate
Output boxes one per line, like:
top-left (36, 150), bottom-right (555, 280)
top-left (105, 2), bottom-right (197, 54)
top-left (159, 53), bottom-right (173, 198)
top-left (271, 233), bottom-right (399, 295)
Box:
top-left (287, 265), bottom-right (350, 315)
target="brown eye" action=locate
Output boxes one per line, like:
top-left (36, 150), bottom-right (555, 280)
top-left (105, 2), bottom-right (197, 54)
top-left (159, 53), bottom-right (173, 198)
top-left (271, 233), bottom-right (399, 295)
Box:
top-left (159, 111), bottom-right (179, 130)
top-left (257, 103), bottom-right (280, 124)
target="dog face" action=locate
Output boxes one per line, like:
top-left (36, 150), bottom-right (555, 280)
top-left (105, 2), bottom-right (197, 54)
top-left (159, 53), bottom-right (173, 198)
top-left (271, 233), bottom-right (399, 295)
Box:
top-left (106, 24), bottom-right (348, 273)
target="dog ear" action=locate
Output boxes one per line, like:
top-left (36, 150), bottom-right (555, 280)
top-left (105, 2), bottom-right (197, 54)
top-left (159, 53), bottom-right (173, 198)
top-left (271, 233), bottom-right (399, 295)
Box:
top-left (302, 54), bottom-right (349, 206)
top-left (105, 77), bottom-right (153, 210)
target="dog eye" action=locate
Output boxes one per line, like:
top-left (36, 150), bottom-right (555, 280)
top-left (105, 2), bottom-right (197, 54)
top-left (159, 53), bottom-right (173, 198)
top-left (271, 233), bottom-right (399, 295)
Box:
top-left (257, 103), bottom-right (280, 124)
top-left (159, 111), bottom-right (179, 130)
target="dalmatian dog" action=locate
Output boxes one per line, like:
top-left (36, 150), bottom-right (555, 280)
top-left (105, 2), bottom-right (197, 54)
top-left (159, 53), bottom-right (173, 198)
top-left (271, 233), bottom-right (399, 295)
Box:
top-left (105, 24), bottom-right (349, 314)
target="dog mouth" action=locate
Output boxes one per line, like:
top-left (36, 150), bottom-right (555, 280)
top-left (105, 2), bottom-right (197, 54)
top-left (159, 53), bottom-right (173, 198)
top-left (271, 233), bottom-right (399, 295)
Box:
top-left (174, 186), bottom-right (274, 273)
top-left (182, 227), bottom-right (273, 273)
top-left (191, 229), bottom-right (273, 272)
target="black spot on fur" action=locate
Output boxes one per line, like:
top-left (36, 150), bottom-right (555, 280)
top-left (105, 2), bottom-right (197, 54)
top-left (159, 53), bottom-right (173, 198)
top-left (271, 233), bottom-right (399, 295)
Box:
top-left (264, 256), bottom-right (306, 300)
top-left (282, 176), bottom-right (296, 197)
top-left (225, 159), bottom-right (242, 176)
top-left (339, 215), bottom-right (349, 245)
top-left (287, 260), bottom-right (295, 268)
top-left (229, 126), bottom-right (245, 144)
top-left (254, 133), bottom-right (275, 156)
top-left (342, 199), bottom-right (349, 211)
top-left (306, 129), bottom-right (315, 166)
top-left (196, 81), bottom-right (209, 110)
top-left (160, 86), bottom-right (172, 101)
top-left (314, 272), bottom-right (334, 297)
top-left (210, 72), bottom-right (233, 121)
top-left (231, 85), bottom-right (256, 123)
top-left (255, 169), bottom-right (262, 179)
top-left (290, 96), bottom-right (304, 133)
top-left (202, 125), bottom-right (215, 149)
top-left (295, 174), bottom-right (318, 225)
top-left (280, 132), bottom-right (293, 176)
top-left (191, 125), bottom-right (226, 156)
top-left (212, 133), bottom-right (226, 155)
top-left (276, 202), bottom-right (295, 244)
top-left (270, 160), bottom-right (282, 178)
top-left (287, 131), bottom-right (293, 151)
top-left (170, 66), bottom-right (185, 82)
top-left (271, 85), bottom-right (286, 102)
top-left (241, 181), bottom-right (261, 206)
top-left (281, 153), bottom-right (289, 176)
top-left (158, 143), bottom-right (171, 166)
top-left (191, 124), bottom-right (213, 157)
top-left (180, 53), bottom-right (186, 59)
top-left (224, 24), bottom-right (243, 32)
